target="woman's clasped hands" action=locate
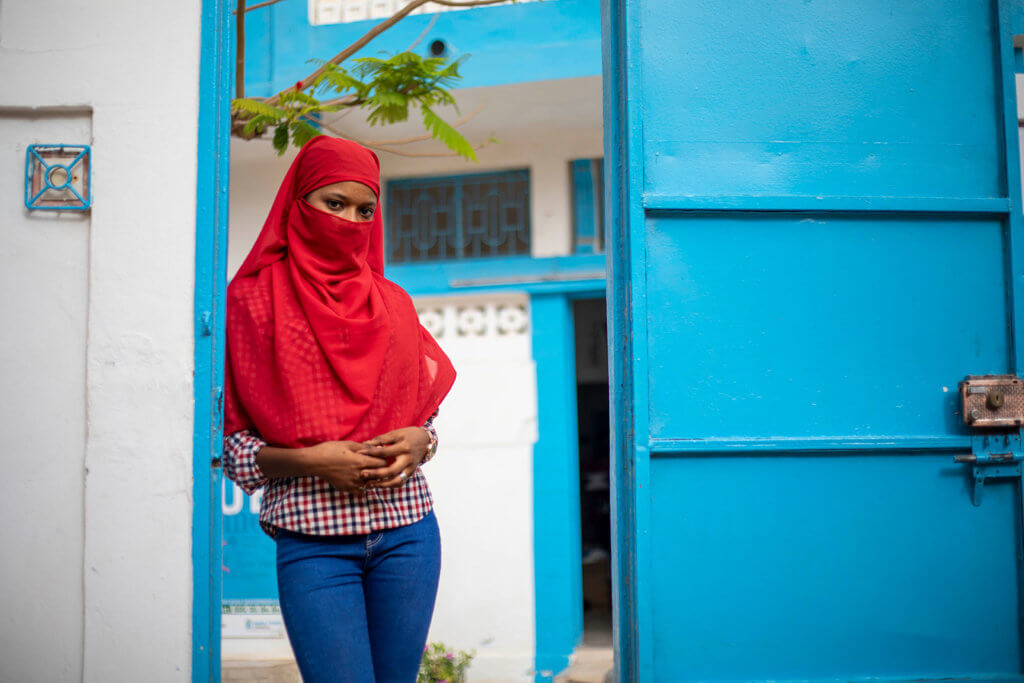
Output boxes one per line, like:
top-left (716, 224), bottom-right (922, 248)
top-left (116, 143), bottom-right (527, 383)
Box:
top-left (305, 427), bottom-right (431, 494)
top-left (360, 426), bottom-right (431, 489)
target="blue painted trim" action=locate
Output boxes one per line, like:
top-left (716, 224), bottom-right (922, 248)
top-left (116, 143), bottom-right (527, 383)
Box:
top-left (601, 0), bottom-right (644, 679)
top-left (388, 167), bottom-right (531, 186)
top-left (194, 0), bottom-right (233, 679)
top-left (571, 159), bottom-right (599, 254)
top-left (995, 3), bottom-right (1024, 668)
top-left (388, 254), bottom-right (605, 297)
top-left (642, 194), bottom-right (1012, 214)
top-left (1010, 0), bottom-right (1024, 38)
top-left (694, 676), bottom-right (1024, 683)
top-left (531, 293), bottom-right (584, 682)
top-left (998, 0), bottom-right (1024, 378)
top-left (649, 435), bottom-right (972, 455)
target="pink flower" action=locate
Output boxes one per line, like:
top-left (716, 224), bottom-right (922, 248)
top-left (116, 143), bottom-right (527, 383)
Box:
top-left (445, 653), bottom-right (454, 660)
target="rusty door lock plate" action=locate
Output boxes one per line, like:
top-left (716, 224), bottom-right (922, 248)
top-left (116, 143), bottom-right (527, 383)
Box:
top-left (960, 375), bottom-right (1024, 428)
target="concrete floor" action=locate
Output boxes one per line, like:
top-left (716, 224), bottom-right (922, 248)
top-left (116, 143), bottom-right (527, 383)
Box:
top-left (554, 609), bottom-right (614, 683)
top-left (222, 610), bottom-right (614, 682)
top-left (222, 659), bottom-right (301, 683)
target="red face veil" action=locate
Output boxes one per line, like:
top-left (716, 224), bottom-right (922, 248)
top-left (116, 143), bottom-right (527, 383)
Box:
top-left (224, 136), bottom-right (456, 448)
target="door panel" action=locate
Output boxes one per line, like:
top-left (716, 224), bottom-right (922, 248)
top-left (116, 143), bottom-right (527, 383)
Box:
top-left (604, 0), bottom-right (1024, 680)
top-left (640, 1), bottom-right (1004, 201)
top-left (650, 455), bottom-right (1021, 681)
top-left (646, 213), bottom-right (1010, 440)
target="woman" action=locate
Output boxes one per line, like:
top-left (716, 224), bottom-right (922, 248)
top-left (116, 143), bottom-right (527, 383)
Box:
top-left (221, 135), bottom-right (456, 683)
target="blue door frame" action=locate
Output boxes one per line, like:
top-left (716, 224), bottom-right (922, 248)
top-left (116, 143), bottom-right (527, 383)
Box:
top-left (604, 1), bottom-right (1024, 681)
top-left (194, 0), bottom-right (608, 678)
top-left (531, 288), bottom-right (608, 681)
top-left (193, 0), bottom-right (233, 679)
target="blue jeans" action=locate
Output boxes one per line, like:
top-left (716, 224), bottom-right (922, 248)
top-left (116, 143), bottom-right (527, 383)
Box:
top-left (275, 510), bottom-right (441, 683)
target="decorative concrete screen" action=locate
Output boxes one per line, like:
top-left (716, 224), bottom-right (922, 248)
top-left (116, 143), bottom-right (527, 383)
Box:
top-left (309, 0), bottom-right (537, 24)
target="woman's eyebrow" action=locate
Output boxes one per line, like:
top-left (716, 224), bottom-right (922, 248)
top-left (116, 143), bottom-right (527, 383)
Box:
top-left (325, 191), bottom-right (376, 207)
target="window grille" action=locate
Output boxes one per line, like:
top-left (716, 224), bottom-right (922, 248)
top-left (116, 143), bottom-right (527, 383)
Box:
top-left (570, 158), bottom-right (604, 254)
top-left (386, 170), bottom-right (531, 263)
top-left (309, 0), bottom-right (534, 25)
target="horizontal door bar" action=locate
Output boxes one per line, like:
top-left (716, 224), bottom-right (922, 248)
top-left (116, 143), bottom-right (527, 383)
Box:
top-left (650, 435), bottom-right (972, 455)
top-left (643, 195), bottom-right (1011, 214)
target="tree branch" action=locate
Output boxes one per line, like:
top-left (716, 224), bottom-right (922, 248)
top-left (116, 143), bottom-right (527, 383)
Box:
top-left (265, 0), bottom-right (435, 105)
top-left (406, 12), bottom-right (440, 51)
top-left (318, 94), bottom-right (360, 108)
top-left (370, 140), bottom-right (493, 157)
top-left (233, 0), bottom-right (284, 13)
top-left (430, 0), bottom-right (512, 6)
top-left (235, 0), bottom-right (246, 98)
top-left (264, 0), bottom-right (515, 106)
top-left (317, 116), bottom-right (492, 158)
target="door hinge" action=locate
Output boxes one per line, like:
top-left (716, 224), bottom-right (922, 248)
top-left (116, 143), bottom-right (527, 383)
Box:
top-left (199, 310), bottom-right (213, 337)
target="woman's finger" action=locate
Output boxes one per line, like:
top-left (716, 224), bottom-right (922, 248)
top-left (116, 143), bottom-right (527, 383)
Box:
top-left (364, 429), bottom-right (402, 446)
top-left (360, 456), bottom-right (412, 481)
top-left (353, 453), bottom-right (389, 469)
top-left (370, 466), bottom-right (416, 489)
top-left (361, 442), bottom-right (407, 458)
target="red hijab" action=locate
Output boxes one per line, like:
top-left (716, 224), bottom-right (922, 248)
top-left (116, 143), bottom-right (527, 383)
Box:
top-left (224, 135), bottom-right (456, 448)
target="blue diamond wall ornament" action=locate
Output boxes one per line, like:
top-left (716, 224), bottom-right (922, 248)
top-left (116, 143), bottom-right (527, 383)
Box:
top-left (25, 144), bottom-right (92, 211)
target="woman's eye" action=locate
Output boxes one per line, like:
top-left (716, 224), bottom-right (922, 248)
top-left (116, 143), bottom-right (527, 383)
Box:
top-left (360, 207), bottom-right (375, 219)
top-left (326, 200), bottom-right (343, 210)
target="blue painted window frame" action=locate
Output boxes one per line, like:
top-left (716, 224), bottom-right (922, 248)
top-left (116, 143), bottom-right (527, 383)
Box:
top-left (570, 158), bottom-right (604, 254)
top-left (385, 168), bottom-right (531, 263)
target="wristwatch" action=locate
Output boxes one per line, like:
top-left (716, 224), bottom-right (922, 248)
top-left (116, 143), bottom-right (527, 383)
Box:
top-left (422, 425), bottom-right (438, 464)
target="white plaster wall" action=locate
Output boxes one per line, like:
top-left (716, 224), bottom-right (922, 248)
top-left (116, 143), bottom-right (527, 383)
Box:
top-left (416, 294), bottom-right (538, 682)
top-left (0, 112), bottom-right (91, 683)
top-left (0, 1), bottom-right (201, 680)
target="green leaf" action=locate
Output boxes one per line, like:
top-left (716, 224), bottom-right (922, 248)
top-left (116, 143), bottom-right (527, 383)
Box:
top-left (232, 98), bottom-right (287, 119)
top-left (291, 119), bottom-right (321, 148)
top-left (242, 117), bottom-right (266, 136)
top-left (280, 90), bottom-right (320, 107)
top-left (421, 105), bottom-right (476, 162)
top-left (272, 125), bottom-right (289, 154)
top-left (322, 69), bottom-right (366, 96)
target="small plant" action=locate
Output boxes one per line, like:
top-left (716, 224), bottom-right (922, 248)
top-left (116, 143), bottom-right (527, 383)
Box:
top-left (418, 642), bottom-right (474, 683)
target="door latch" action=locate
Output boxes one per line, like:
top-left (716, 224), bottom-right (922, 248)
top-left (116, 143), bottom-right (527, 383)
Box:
top-left (955, 434), bottom-right (1023, 506)
top-left (955, 376), bottom-right (1024, 506)
top-left (960, 374), bottom-right (1024, 428)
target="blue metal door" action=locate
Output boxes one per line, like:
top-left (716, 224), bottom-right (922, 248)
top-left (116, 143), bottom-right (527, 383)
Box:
top-left (603, 1), bottom-right (1024, 680)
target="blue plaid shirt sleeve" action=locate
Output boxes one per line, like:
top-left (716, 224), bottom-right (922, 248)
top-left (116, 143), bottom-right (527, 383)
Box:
top-left (222, 429), bottom-right (270, 494)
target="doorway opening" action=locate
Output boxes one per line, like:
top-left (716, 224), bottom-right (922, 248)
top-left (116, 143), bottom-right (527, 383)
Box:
top-left (572, 298), bottom-right (611, 648)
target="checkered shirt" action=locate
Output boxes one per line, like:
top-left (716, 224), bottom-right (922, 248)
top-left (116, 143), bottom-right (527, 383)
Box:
top-left (222, 415), bottom-right (438, 537)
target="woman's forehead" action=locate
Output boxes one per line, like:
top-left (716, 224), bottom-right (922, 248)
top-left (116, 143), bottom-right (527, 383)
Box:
top-left (311, 180), bottom-right (377, 201)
